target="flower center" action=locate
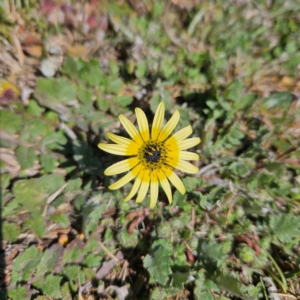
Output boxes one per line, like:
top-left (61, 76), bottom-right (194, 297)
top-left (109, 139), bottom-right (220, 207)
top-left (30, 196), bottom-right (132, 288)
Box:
top-left (138, 140), bottom-right (167, 169)
top-left (144, 145), bottom-right (161, 162)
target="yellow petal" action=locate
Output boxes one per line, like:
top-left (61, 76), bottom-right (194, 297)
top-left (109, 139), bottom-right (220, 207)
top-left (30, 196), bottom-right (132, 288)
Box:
top-left (158, 110), bottom-right (180, 142)
top-left (136, 169), bottom-right (150, 203)
top-left (167, 151), bottom-right (199, 161)
top-left (163, 166), bottom-right (186, 195)
top-left (164, 125), bottom-right (194, 150)
top-left (179, 151), bottom-right (199, 161)
top-left (156, 169), bottom-right (172, 204)
top-left (106, 132), bottom-right (136, 146)
top-left (178, 138), bottom-right (201, 150)
top-left (98, 143), bottom-right (132, 156)
top-left (104, 157), bottom-right (140, 176)
top-left (124, 169), bottom-right (144, 201)
top-left (164, 143), bottom-right (180, 162)
top-left (119, 114), bottom-right (144, 145)
top-left (170, 125), bottom-right (192, 141)
top-left (98, 143), bottom-right (138, 156)
top-left (173, 160), bottom-right (199, 174)
top-left (135, 108), bottom-right (150, 141)
top-left (150, 171), bottom-right (159, 208)
top-left (151, 102), bottom-right (165, 140)
top-left (108, 164), bottom-right (142, 190)
top-left (106, 133), bottom-right (140, 155)
top-left (165, 156), bottom-right (179, 169)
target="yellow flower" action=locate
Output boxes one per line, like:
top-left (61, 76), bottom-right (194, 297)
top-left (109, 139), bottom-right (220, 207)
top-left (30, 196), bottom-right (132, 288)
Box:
top-left (0, 81), bottom-right (20, 101)
top-left (98, 102), bottom-right (200, 208)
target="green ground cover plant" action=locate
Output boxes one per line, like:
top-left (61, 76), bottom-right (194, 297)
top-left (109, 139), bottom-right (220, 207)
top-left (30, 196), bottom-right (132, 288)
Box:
top-left (0, 0), bottom-right (299, 299)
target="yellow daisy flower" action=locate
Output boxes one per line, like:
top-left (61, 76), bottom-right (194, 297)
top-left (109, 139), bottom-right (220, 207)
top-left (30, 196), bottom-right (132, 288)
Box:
top-left (98, 102), bottom-right (200, 208)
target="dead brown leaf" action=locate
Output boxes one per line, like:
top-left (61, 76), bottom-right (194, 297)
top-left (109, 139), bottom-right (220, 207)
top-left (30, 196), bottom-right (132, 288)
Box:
top-left (172, 0), bottom-right (197, 11)
top-left (0, 147), bottom-right (21, 176)
top-left (21, 33), bottom-right (43, 58)
top-left (11, 31), bottom-right (25, 66)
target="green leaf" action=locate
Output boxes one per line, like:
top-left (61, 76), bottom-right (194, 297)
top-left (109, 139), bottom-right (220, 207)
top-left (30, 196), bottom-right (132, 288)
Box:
top-left (96, 97), bottom-right (110, 111)
top-left (60, 265), bottom-right (82, 282)
top-left (234, 94), bottom-right (257, 110)
top-left (61, 282), bottom-right (72, 299)
top-left (73, 194), bottom-right (86, 211)
top-left (107, 78), bottom-right (123, 93)
top-left (23, 212), bottom-right (46, 238)
top-left (40, 130), bottom-right (68, 150)
top-left (0, 173), bottom-right (11, 190)
top-left (7, 286), bottom-right (27, 300)
top-left (50, 214), bottom-right (70, 228)
top-left (10, 246), bottom-right (43, 285)
top-left (34, 77), bottom-right (77, 112)
top-left (135, 61), bottom-right (147, 78)
top-left (150, 91), bottom-right (172, 115)
top-left (84, 234), bottom-right (101, 253)
top-left (39, 173), bottom-right (65, 194)
top-left (13, 174), bottom-right (65, 211)
top-left (199, 241), bottom-right (227, 268)
top-left (156, 221), bottom-right (172, 239)
top-left (171, 271), bottom-right (190, 288)
top-left (44, 111), bottom-right (59, 123)
top-left (60, 266), bottom-right (86, 291)
top-left (173, 244), bottom-right (191, 269)
top-left (77, 59), bottom-right (104, 86)
top-left (109, 58), bottom-right (119, 75)
top-left (13, 179), bottom-right (45, 211)
top-left (182, 177), bottom-right (200, 192)
top-left (109, 103), bottom-right (126, 116)
top-left (217, 94), bottom-right (232, 111)
top-left (228, 158), bottom-right (255, 176)
top-left (3, 221), bottom-right (19, 242)
top-left (216, 273), bottom-right (247, 299)
top-left (35, 243), bottom-right (64, 277)
top-left (194, 287), bottom-right (214, 300)
top-left (63, 238), bottom-right (85, 264)
top-left (177, 107), bottom-right (191, 127)
top-left (225, 80), bottom-right (244, 102)
top-left (117, 229), bottom-right (138, 248)
top-left (269, 214), bottom-right (300, 243)
top-left (78, 85), bottom-right (93, 107)
top-left (150, 288), bottom-right (168, 300)
top-left (33, 274), bottom-right (62, 298)
top-left (27, 100), bottom-right (45, 117)
top-left (72, 140), bottom-right (102, 175)
top-left (172, 190), bottom-right (187, 206)
top-left (65, 178), bottom-right (82, 191)
top-left (265, 162), bottom-right (285, 178)
top-left (19, 119), bottom-right (50, 143)
top-left (40, 152), bottom-right (57, 173)
top-left (161, 57), bottom-right (177, 79)
top-left (152, 1), bottom-right (164, 16)
top-left (82, 204), bottom-right (102, 236)
top-left (261, 92), bottom-right (292, 109)
top-left (113, 95), bottom-right (133, 107)
top-left (61, 56), bottom-right (80, 78)
top-left (82, 253), bottom-right (102, 268)
top-left (194, 270), bottom-right (215, 300)
top-left (237, 244), bottom-right (256, 263)
top-left (0, 110), bottom-right (23, 134)
top-left (16, 146), bottom-right (37, 169)
top-left (143, 242), bottom-right (173, 285)
top-left (2, 198), bottom-right (20, 217)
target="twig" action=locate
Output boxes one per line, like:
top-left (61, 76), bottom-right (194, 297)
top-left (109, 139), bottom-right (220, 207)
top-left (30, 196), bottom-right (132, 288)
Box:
top-left (99, 240), bottom-right (120, 262)
top-left (270, 293), bottom-right (297, 299)
top-left (42, 182), bottom-right (68, 217)
top-left (163, 0), bottom-right (183, 47)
